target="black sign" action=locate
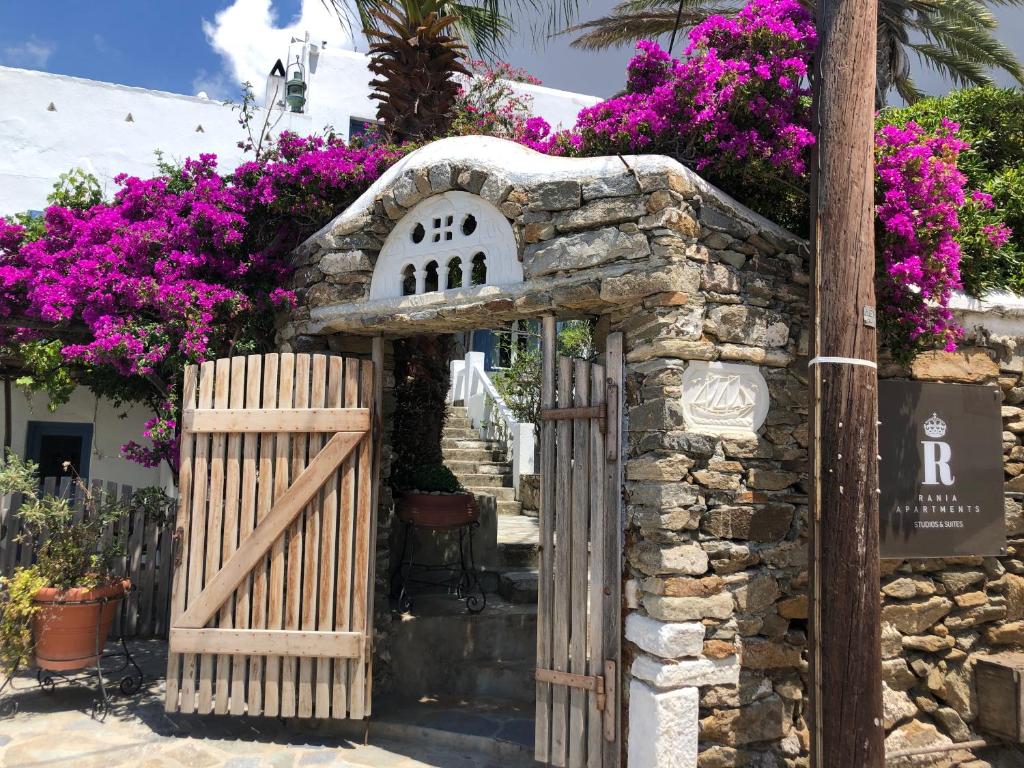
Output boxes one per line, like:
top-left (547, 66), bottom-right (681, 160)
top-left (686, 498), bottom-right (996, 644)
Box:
top-left (879, 380), bottom-right (1005, 558)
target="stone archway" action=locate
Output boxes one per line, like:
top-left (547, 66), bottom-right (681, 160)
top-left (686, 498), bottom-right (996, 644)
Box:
top-left (282, 135), bottom-right (807, 768)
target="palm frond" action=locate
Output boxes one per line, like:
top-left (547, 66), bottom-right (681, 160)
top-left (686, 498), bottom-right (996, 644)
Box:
top-left (561, 7), bottom-right (737, 49)
top-left (909, 41), bottom-right (998, 86)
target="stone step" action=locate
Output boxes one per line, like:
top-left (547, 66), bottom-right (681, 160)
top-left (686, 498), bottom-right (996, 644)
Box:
top-left (446, 460), bottom-right (511, 475)
top-left (499, 571), bottom-right (539, 604)
top-left (496, 500), bottom-right (524, 516)
top-left (448, 406), bottom-right (469, 417)
top-left (443, 429), bottom-right (483, 441)
top-left (442, 437), bottom-right (504, 450)
top-left (496, 542), bottom-right (540, 569)
top-left (468, 487), bottom-right (517, 501)
top-left (459, 473), bottom-right (512, 488)
top-left (446, 417), bottom-right (473, 430)
top-left (442, 448), bottom-right (507, 462)
top-left (389, 594), bottom-right (537, 704)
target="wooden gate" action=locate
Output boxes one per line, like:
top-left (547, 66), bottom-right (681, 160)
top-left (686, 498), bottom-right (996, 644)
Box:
top-left (535, 318), bottom-right (623, 768)
top-left (165, 352), bottom-right (380, 719)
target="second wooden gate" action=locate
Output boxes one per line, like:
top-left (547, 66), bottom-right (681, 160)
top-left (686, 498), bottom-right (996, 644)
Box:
top-left (535, 318), bottom-right (623, 768)
top-left (165, 352), bottom-right (379, 720)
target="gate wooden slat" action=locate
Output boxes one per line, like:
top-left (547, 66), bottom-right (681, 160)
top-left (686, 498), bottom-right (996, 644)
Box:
top-left (165, 364), bottom-right (198, 713)
top-left (316, 356), bottom-right (343, 718)
top-left (299, 354), bottom-right (327, 717)
top-left (365, 337), bottom-right (385, 713)
top-left (126, 481), bottom-right (145, 636)
top-left (601, 334), bottom-right (624, 767)
top-left (248, 353), bottom-right (279, 715)
top-left (179, 360), bottom-right (214, 714)
top-left (231, 354), bottom-right (262, 716)
top-left (536, 315), bottom-right (558, 763)
top-left (282, 354), bottom-right (310, 717)
top-left (551, 355), bottom-right (574, 767)
top-left (333, 360), bottom-right (359, 717)
top-left (349, 359), bottom-right (374, 719)
top-left (587, 363), bottom-right (607, 768)
top-left (264, 353), bottom-right (295, 718)
top-left (568, 361), bottom-right (591, 768)
top-left (214, 356), bottom-right (246, 714)
top-left (140, 506), bottom-right (159, 637)
top-left (197, 358), bottom-right (230, 714)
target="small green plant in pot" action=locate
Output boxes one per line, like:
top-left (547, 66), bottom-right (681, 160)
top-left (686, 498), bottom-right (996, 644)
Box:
top-left (0, 453), bottom-right (130, 673)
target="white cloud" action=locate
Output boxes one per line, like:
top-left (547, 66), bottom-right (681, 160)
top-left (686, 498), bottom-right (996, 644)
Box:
top-left (201, 0), bottom-right (361, 94)
top-left (1, 36), bottom-right (56, 68)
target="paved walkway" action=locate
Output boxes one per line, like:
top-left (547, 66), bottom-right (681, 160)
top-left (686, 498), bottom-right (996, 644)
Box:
top-left (0, 642), bottom-right (531, 768)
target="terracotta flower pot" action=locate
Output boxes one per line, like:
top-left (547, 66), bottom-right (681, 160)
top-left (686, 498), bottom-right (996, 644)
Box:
top-left (397, 492), bottom-right (479, 530)
top-left (32, 579), bottom-right (130, 671)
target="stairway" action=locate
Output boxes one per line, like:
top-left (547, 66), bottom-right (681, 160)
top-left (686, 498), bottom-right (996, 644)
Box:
top-left (443, 405), bottom-right (539, 602)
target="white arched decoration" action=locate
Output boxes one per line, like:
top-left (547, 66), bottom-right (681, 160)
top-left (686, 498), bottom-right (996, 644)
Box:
top-left (368, 191), bottom-right (522, 300)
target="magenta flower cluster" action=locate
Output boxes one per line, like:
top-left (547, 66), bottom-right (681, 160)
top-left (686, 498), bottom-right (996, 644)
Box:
top-left (0, 132), bottom-right (402, 468)
top-left (521, 0), bottom-right (816, 187)
top-left (875, 119), bottom-right (970, 352)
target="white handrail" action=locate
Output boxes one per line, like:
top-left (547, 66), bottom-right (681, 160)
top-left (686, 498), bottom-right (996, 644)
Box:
top-left (449, 351), bottom-right (535, 496)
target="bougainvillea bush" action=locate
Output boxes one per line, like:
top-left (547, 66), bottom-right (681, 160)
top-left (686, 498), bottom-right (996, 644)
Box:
top-left (520, 0), bottom-right (816, 234)
top-left (0, 135), bottom-right (405, 470)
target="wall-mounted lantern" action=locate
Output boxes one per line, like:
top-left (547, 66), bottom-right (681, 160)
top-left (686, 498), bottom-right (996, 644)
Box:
top-left (285, 58), bottom-right (307, 113)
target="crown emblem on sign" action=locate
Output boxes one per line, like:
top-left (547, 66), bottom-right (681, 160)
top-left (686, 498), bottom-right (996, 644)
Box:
top-left (923, 412), bottom-right (947, 439)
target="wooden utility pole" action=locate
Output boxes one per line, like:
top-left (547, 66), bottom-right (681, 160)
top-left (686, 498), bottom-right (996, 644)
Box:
top-left (808, 0), bottom-right (882, 764)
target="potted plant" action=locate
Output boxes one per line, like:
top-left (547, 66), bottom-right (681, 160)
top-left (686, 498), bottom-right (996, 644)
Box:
top-left (0, 453), bottom-right (128, 673)
top-left (393, 463), bottom-right (478, 529)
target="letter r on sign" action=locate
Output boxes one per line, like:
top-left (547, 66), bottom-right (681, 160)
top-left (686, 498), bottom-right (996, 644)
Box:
top-left (922, 441), bottom-right (955, 486)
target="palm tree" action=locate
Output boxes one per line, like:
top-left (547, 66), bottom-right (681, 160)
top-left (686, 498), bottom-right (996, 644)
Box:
top-left (564, 0), bottom-right (1024, 105)
top-left (364, 0), bottom-right (471, 140)
top-left (320, 0), bottom-right (580, 139)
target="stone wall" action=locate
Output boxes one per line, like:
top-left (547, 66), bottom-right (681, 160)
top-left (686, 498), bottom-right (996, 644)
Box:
top-left (285, 135), bottom-right (1024, 766)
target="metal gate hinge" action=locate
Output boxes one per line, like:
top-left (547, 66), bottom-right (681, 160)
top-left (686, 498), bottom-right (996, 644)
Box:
top-left (536, 661), bottom-right (617, 741)
top-left (535, 667), bottom-right (606, 709)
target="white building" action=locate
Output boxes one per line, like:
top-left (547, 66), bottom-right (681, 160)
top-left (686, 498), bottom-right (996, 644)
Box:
top-left (0, 41), bottom-right (599, 490)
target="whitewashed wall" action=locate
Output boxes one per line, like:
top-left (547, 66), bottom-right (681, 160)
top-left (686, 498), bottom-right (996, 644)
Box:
top-left (0, 49), bottom-right (598, 215)
top-left (1, 387), bottom-right (165, 489)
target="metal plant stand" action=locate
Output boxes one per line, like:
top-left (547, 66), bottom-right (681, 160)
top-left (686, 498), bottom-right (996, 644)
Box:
top-left (392, 520), bottom-right (486, 614)
top-left (0, 589), bottom-right (144, 720)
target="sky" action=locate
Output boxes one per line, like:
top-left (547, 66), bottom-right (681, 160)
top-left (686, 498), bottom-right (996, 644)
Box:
top-left (0, 0), bottom-right (1022, 101)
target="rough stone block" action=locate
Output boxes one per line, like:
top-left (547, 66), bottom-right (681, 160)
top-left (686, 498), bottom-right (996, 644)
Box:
top-left (626, 614), bottom-right (705, 659)
top-left (702, 504), bottom-right (794, 542)
top-left (628, 681), bottom-right (698, 768)
top-left (910, 349), bottom-right (999, 382)
top-left (630, 541), bottom-right (709, 576)
top-left (530, 180), bottom-right (581, 210)
top-left (644, 593), bottom-right (734, 621)
top-left (632, 653), bottom-right (740, 689)
top-left (555, 196), bottom-right (647, 232)
top-left (583, 175), bottom-right (642, 200)
top-left (524, 227), bottom-right (651, 278)
top-left (881, 596), bottom-right (953, 634)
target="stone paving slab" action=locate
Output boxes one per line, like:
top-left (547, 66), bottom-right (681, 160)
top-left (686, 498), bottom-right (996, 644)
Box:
top-left (0, 641), bottom-right (532, 768)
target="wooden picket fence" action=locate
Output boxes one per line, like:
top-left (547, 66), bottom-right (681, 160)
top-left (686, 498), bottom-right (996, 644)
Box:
top-left (0, 477), bottom-right (175, 639)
